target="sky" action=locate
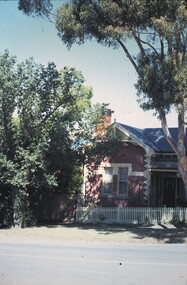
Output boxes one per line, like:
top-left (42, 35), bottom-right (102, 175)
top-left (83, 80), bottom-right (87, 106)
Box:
top-left (0, 0), bottom-right (178, 128)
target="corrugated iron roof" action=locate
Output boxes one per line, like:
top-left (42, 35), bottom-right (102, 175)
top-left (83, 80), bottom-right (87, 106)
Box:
top-left (118, 123), bottom-right (187, 153)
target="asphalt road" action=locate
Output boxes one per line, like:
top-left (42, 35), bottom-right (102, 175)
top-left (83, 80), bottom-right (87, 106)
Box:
top-left (0, 241), bottom-right (187, 285)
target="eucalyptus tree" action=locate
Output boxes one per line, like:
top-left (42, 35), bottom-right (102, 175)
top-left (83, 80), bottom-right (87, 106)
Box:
top-left (50, 0), bottom-right (187, 201)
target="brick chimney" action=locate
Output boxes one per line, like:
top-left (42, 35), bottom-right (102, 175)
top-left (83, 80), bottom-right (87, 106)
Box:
top-left (105, 109), bottom-right (114, 126)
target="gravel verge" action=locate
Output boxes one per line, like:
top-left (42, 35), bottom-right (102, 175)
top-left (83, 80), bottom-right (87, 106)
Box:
top-left (0, 223), bottom-right (187, 244)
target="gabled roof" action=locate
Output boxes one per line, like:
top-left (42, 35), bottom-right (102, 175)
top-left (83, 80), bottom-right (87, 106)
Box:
top-left (117, 123), bottom-right (186, 153)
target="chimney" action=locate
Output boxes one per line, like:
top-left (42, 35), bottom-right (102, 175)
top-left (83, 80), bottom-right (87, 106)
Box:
top-left (104, 109), bottom-right (114, 127)
top-left (96, 109), bottom-right (114, 136)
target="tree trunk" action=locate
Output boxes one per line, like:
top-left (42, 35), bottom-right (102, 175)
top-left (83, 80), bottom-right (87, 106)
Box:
top-left (178, 154), bottom-right (187, 202)
top-left (11, 187), bottom-right (21, 227)
top-left (159, 110), bottom-right (187, 202)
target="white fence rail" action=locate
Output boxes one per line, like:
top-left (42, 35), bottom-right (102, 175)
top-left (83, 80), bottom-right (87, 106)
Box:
top-left (76, 207), bottom-right (187, 224)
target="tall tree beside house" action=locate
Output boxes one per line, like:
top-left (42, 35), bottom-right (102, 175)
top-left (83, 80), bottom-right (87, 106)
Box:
top-left (47, 0), bottom-right (187, 201)
top-left (0, 50), bottom-right (110, 228)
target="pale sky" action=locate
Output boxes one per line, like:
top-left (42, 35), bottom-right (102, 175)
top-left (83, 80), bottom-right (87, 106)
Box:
top-left (0, 0), bottom-right (178, 128)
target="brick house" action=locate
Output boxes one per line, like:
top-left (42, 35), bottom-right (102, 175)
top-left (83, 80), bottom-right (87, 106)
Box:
top-left (83, 121), bottom-right (187, 208)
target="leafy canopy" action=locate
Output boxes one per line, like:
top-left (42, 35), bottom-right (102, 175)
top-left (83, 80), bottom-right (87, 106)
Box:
top-left (0, 50), bottom-right (115, 226)
top-left (54, 0), bottom-right (187, 118)
top-left (18, 0), bottom-right (53, 17)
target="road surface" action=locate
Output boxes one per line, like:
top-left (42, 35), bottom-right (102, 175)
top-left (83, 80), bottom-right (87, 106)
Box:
top-left (0, 240), bottom-right (187, 285)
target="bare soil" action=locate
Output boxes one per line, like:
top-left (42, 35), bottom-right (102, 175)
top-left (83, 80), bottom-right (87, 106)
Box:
top-left (0, 223), bottom-right (187, 244)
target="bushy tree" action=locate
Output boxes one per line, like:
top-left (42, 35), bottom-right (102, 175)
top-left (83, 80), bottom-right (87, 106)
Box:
top-left (0, 50), bottom-right (112, 227)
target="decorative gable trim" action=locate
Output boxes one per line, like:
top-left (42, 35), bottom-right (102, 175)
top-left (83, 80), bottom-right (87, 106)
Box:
top-left (113, 122), bottom-right (155, 156)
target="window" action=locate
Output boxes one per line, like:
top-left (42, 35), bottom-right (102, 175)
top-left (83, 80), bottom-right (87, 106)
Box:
top-left (101, 164), bottom-right (130, 197)
top-left (118, 167), bottom-right (128, 196)
top-left (103, 167), bottom-right (113, 194)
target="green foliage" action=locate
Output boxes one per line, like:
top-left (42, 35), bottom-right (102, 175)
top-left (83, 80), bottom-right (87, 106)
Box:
top-left (0, 50), bottom-right (114, 227)
top-left (135, 55), bottom-right (176, 115)
top-left (18, 0), bottom-right (187, 120)
top-left (18, 0), bottom-right (53, 17)
top-left (0, 184), bottom-right (12, 228)
top-left (55, 1), bottom-right (126, 48)
top-left (84, 130), bottom-right (121, 169)
top-left (54, 0), bottom-right (187, 117)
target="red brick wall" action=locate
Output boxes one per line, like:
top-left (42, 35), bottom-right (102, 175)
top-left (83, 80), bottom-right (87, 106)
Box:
top-left (85, 142), bottom-right (146, 207)
top-left (85, 173), bottom-right (103, 207)
top-left (106, 142), bottom-right (146, 172)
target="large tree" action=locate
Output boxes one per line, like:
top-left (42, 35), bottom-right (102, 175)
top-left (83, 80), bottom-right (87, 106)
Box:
top-left (0, 50), bottom-right (112, 227)
top-left (17, 0), bottom-right (187, 200)
top-left (47, 0), bottom-right (187, 201)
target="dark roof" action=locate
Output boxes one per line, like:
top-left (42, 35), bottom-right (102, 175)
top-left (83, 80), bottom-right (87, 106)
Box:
top-left (117, 123), bottom-right (186, 153)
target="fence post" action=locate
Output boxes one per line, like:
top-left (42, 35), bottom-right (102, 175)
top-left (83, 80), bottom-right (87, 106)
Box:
top-left (163, 205), bottom-right (166, 222)
top-left (117, 207), bottom-right (120, 223)
top-left (76, 207), bottom-right (80, 222)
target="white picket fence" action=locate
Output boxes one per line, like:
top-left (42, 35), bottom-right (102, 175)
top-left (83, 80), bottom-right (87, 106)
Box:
top-left (76, 207), bottom-right (187, 225)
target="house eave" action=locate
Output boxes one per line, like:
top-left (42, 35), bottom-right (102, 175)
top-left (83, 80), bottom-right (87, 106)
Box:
top-left (114, 122), bottom-right (155, 155)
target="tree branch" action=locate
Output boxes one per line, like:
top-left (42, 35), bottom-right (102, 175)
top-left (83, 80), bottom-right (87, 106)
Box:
top-left (138, 37), bottom-right (158, 56)
top-left (182, 32), bottom-right (187, 64)
top-left (133, 32), bottom-right (145, 57)
top-left (167, 37), bottom-right (175, 64)
top-left (160, 38), bottom-right (164, 61)
top-left (39, 102), bottom-right (63, 126)
top-left (116, 39), bottom-right (138, 73)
